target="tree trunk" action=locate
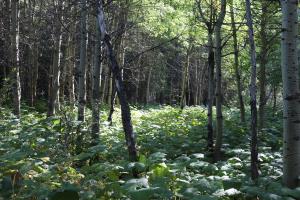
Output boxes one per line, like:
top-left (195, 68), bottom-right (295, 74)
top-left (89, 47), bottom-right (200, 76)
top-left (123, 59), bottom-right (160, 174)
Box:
top-left (281, 0), bottom-right (300, 188)
top-left (11, 0), bottom-right (21, 118)
top-left (2, 0), bottom-right (10, 85)
top-left (97, 0), bottom-right (138, 162)
top-left (101, 70), bottom-right (108, 103)
top-left (180, 49), bottom-right (190, 109)
top-left (47, 33), bottom-right (63, 116)
top-left (107, 82), bottom-right (117, 124)
top-left (230, 4), bottom-right (245, 123)
top-left (47, 1), bottom-right (63, 116)
top-left (207, 33), bottom-right (214, 151)
top-left (66, 32), bottom-right (75, 106)
top-left (146, 67), bottom-right (152, 104)
top-left (91, 19), bottom-right (102, 140)
top-left (78, 0), bottom-right (87, 121)
top-left (214, 0), bottom-right (226, 161)
top-left (30, 47), bottom-right (38, 107)
top-left (245, 0), bottom-right (259, 180)
top-left (258, 0), bottom-right (268, 130)
top-left (272, 85), bottom-right (277, 117)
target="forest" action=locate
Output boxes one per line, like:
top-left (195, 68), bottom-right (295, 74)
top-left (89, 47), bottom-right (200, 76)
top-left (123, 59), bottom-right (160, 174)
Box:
top-left (0, 0), bottom-right (300, 199)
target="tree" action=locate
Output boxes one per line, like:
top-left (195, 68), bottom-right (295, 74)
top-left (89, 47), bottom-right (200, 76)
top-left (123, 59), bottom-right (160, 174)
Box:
top-left (258, 0), bottom-right (268, 130)
top-left (196, 0), bottom-right (216, 151)
top-left (11, 0), bottom-right (21, 118)
top-left (180, 47), bottom-right (191, 109)
top-left (230, 2), bottom-right (245, 123)
top-left (97, 0), bottom-right (138, 162)
top-left (47, 1), bottom-right (63, 116)
top-left (91, 19), bottom-right (102, 140)
top-left (214, 0), bottom-right (227, 161)
top-left (245, 0), bottom-right (259, 180)
top-left (78, 0), bottom-right (87, 121)
top-left (281, 0), bottom-right (300, 188)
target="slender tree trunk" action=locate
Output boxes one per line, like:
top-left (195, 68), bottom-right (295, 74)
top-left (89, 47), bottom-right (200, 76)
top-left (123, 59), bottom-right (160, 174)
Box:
top-left (207, 33), bottom-right (214, 151)
top-left (97, 0), bottom-right (138, 162)
top-left (272, 86), bottom-right (277, 117)
top-left (47, 1), bottom-right (64, 116)
top-left (107, 82), bottom-right (117, 124)
top-left (78, 0), bottom-right (87, 121)
top-left (60, 50), bottom-right (67, 105)
top-left (146, 67), bottom-right (152, 104)
top-left (11, 0), bottom-right (21, 118)
top-left (107, 69), bottom-right (113, 104)
top-left (101, 70), bottom-right (108, 103)
top-left (195, 60), bottom-right (199, 105)
top-left (245, 0), bottom-right (259, 180)
top-left (230, 4), bottom-right (245, 123)
top-left (258, 0), bottom-right (267, 130)
top-left (281, 0), bottom-right (300, 188)
top-left (66, 32), bottom-right (75, 105)
top-left (68, 6), bottom-right (77, 106)
top-left (91, 19), bottom-right (102, 139)
top-left (135, 59), bottom-right (141, 104)
top-left (2, 0), bottom-right (10, 84)
top-left (30, 47), bottom-right (38, 106)
top-left (47, 33), bottom-right (63, 116)
top-left (180, 49), bottom-right (190, 109)
top-left (214, 0), bottom-right (226, 161)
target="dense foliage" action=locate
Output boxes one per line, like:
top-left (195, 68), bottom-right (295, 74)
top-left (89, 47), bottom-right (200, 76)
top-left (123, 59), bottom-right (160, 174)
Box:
top-left (1, 105), bottom-right (299, 199)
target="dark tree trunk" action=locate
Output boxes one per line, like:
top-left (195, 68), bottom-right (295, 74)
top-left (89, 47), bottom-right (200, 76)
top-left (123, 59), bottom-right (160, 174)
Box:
top-left (207, 39), bottom-right (214, 151)
top-left (230, 4), bottom-right (245, 123)
top-left (245, 0), bottom-right (259, 180)
top-left (97, 0), bottom-right (138, 162)
top-left (258, 0), bottom-right (268, 130)
top-left (91, 19), bottom-right (102, 140)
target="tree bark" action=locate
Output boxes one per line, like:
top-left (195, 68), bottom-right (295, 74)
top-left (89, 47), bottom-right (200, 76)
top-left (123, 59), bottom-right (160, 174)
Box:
top-left (272, 86), bottom-right (277, 117)
top-left (180, 49), bottom-right (190, 109)
top-left (245, 0), bottom-right (259, 180)
top-left (78, 0), bottom-right (87, 121)
top-left (207, 34), bottom-right (214, 151)
top-left (230, 4), bottom-right (245, 123)
top-left (91, 19), bottom-right (102, 140)
top-left (258, 0), bottom-right (268, 130)
top-left (66, 31), bottom-right (75, 106)
top-left (281, 0), bottom-right (300, 188)
top-left (47, 33), bottom-right (63, 116)
top-left (11, 0), bottom-right (21, 118)
top-left (97, 0), bottom-right (138, 162)
top-left (214, 0), bottom-right (226, 161)
top-left (47, 1), bottom-right (63, 116)
top-left (107, 82), bottom-right (117, 124)
top-left (146, 67), bottom-right (152, 104)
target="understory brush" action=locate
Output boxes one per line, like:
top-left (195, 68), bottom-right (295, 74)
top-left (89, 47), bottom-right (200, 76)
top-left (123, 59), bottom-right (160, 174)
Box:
top-left (0, 105), bottom-right (299, 200)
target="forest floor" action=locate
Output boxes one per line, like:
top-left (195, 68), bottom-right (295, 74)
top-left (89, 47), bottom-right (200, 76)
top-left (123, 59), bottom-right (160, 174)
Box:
top-left (0, 105), bottom-right (299, 199)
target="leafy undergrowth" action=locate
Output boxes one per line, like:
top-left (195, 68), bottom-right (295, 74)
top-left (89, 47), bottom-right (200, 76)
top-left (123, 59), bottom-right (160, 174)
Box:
top-left (0, 105), bottom-right (299, 199)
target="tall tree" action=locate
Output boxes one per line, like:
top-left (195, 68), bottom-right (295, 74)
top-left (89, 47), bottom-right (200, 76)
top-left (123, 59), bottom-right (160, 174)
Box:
top-left (281, 0), bottom-right (300, 188)
top-left (97, 0), bottom-right (138, 162)
top-left (230, 2), bottom-right (245, 123)
top-left (258, 0), bottom-right (268, 130)
top-left (245, 0), bottom-right (259, 180)
top-left (214, 0), bottom-right (226, 161)
top-left (91, 20), bottom-right (102, 140)
top-left (180, 47), bottom-right (190, 109)
top-left (47, 1), bottom-right (63, 116)
top-left (78, 0), bottom-right (87, 121)
top-left (11, 0), bottom-right (21, 118)
top-left (196, 0), bottom-right (216, 151)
